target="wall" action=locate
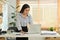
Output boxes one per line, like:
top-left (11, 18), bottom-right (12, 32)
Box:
top-left (40, 0), bottom-right (58, 28)
top-left (58, 0), bottom-right (60, 25)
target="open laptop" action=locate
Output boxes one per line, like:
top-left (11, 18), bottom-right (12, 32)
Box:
top-left (28, 24), bottom-right (41, 34)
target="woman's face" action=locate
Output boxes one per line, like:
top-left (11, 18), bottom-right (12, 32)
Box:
top-left (23, 8), bottom-right (30, 15)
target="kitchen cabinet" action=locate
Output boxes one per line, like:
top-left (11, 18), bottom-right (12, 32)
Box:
top-left (45, 37), bottom-right (60, 40)
top-left (0, 37), bottom-right (5, 40)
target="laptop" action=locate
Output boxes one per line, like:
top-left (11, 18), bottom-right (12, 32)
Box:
top-left (28, 24), bottom-right (41, 34)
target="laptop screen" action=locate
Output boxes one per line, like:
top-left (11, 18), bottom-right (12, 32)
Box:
top-left (28, 24), bottom-right (41, 34)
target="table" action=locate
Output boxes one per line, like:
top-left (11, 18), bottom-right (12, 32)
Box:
top-left (0, 33), bottom-right (60, 37)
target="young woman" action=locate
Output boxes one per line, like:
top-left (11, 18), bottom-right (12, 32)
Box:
top-left (16, 4), bottom-right (33, 40)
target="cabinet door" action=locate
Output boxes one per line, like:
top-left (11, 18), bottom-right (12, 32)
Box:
top-left (45, 37), bottom-right (50, 40)
top-left (45, 37), bottom-right (60, 40)
top-left (54, 37), bottom-right (60, 40)
top-left (0, 37), bottom-right (5, 40)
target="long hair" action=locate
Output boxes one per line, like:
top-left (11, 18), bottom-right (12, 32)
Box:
top-left (20, 4), bottom-right (30, 13)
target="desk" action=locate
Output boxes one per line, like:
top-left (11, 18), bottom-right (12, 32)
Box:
top-left (0, 33), bottom-right (60, 40)
top-left (0, 33), bottom-right (60, 37)
top-left (0, 33), bottom-right (40, 37)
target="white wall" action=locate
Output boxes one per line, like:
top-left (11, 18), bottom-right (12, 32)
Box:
top-left (40, 0), bottom-right (57, 4)
top-left (40, 0), bottom-right (57, 27)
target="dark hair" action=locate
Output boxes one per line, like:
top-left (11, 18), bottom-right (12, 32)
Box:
top-left (20, 4), bottom-right (30, 13)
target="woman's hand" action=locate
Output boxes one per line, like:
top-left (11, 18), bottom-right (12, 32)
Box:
top-left (21, 30), bottom-right (27, 34)
top-left (27, 23), bottom-right (30, 30)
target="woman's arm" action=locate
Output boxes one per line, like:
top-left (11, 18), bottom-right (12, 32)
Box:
top-left (27, 15), bottom-right (33, 29)
top-left (29, 15), bottom-right (33, 25)
top-left (16, 13), bottom-right (22, 31)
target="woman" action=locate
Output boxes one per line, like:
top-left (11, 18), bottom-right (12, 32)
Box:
top-left (16, 4), bottom-right (33, 40)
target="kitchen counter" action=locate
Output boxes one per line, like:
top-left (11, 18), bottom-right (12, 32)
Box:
top-left (0, 33), bottom-right (40, 37)
top-left (0, 32), bottom-right (60, 37)
top-left (41, 31), bottom-right (59, 35)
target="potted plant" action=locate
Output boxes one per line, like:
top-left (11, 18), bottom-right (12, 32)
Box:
top-left (0, 0), bottom-right (20, 27)
top-left (49, 27), bottom-right (54, 31)
top-left (9, 12), bottom-right (16, 27)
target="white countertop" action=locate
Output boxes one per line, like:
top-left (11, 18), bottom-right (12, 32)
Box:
top-left (0, 33), bottom-right (40, 37)
top-left (0, 33), bottom-right (60, 37)
top-left (41, 31), bottom-right (59, 35)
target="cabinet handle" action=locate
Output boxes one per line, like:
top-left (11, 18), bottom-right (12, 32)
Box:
top-left (54, 37), bottom-right (56, 38)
